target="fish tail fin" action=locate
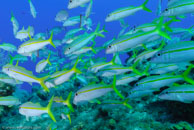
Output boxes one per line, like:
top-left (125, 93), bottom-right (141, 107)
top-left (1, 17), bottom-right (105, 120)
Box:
top-left (164, 16), bottom-right (180, 32)
top-left (9, 54), bottom-right (14, 64)
top-left (102, 25), bottom-right (108, 33)
top-left (142, 63), bottom-right (150, 76)
top-left (47, 53), bottom-right (52, 65)
top-left (46, 96), bottom-right (56, 122)
top-left (10, 12), bottom-right (14, 22)
top-left (131, 60), bottom-right (142, 75)
top-left (122, 99), bottom-right (132, 109)
top-left (48, 31), bottom-right (56, 49)
top-left (188, 25), bottom-right (194, 34)
top-left (112, 75), bottom-right (124, 99)
top-left (95, 23), bottom-right (105, 37)
top-left (182, 64), bottom-right (194, 85)
top-left (66, 113), bottom-right (72, 124)
top-left (27, 26), bottom-right (32, 40)
top-left (155, 17), bottom-right (171, 40)
top-left (15, 60), bottom-right (19, 66)
top-left (111, 54), bottom-right (117, 65)
top-left (91, 47), bottom-right (97, 54)
top-left (38, 76), bottom-right (50, 92)
top-left (65, 92), bottom-right (74, 112)
top-left (72, 58), bottom-right (82, 74)
top-left (141, 0), bottom-right (152, 12)
top-left (158, 40), bottom-right (166, 50)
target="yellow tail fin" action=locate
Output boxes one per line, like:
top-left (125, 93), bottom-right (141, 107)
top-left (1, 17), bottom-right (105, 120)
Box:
top-left (47, 96), bottom-right (56, 122)
top-left (38, 75), bottom-right (50, 92)
top-left (48, 31), bottom-right (56, 49)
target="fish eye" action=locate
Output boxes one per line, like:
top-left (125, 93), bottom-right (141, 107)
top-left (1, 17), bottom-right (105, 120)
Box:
top-left (108, 45), bottom-right (112, 48)
top-left (68, 47), bottom-right (71, 50)
top-left (165, 91), bottom-right (169, 94)
top-left (69, 0), bottom-right (72, 3)
top-left (75, 93), bottom-right (78, 96)
top-left (157, 53), bottom-right (161, 56)
top-left (135, 83), bottom-right (138, 86)
top-left (165, 9), bottom-right (168, 11)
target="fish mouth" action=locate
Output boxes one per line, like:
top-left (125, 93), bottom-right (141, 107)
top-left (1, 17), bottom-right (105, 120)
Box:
top-left (105, 49), bottom-right (111, 54)
top-left (105, 18), bottom-right (111, 22)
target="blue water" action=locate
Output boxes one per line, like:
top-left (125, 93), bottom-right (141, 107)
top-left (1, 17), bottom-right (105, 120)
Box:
top-left (0, 0), bottom-right (194, 129)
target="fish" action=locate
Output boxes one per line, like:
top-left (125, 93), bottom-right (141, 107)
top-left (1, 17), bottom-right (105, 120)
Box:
top-left (116, 73), bottom-right (141, 86)
top-left (159, 85), bottom-right (194, 103)
top-left (19, 96), bottom-right (56, 122)
top-left (105, 0), bottom-right (152, 22)
top-left (106, 17), bottom-right (171, 54)
top-left (17, 32), bottom-right (55, 55)
top-left (2, 64), bottom-right (50, 92)
top-left (85, 0), bottom-right (93, 19)
top-left (132, 64), bottom-right (194, 91)
top-left (64, 24), bottom-right (106, 55)
top-left (73, 76), bottom-right (125, 105)
top-left (0, 43), bottom-right (17, 52)
top-left (50, 58), bottom-right (82, 85)
top-left (15, 26), bottom-right (34, 41)
top-left (10, 12), bottom-right (19, 36)
top-left (128, 89), bottom-right (154, 99)
top-left (28, 0), bottom-right (37, 18)
top-left (149, 62), bottom-right (189, 75)
top-left (161, 0), bottom-right (194, 16)
top-left (0, 96), bottom-right (21, 106)
top-left (55, 10), bottom-right (68, 22)
top-left (100, 99), bottom-right (132, 109)
top-left (151, 41), bottom-right (194, 63)
top-left (36, 53), bottom-right (51, 73)
top-left (63, 16), bottom-right (81, 27)
top-left (68, 0), bottom-right (90, 9)
top-left (0, 74), bottom-right (23, 85)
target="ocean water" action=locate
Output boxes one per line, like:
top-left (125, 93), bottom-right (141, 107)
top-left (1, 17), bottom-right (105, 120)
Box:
top-left (0, 0), bottom-right (194, 130)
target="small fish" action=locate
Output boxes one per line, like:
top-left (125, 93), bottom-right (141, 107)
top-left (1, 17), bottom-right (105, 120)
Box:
top-left (100, 99), bottom-right (132, 109)
top-left (0, 74), bottom-right (23, 85)
top-left (0, 43), bottom-right (17, 52)
top-left (0, 96), bottom-right (21, 106)
top-left (161, 0), bottom-right (194, 16)
top-left (36, 53), bottom-right (51, 73)
top-left (116, 73), bottom-right (141, 86)
top-left (68, 0), bottom-right (90, 9)
top-left (132, 64), bottom-right (194, 91)
top-left (85, 0), bottom-right (93, 19)
top-left (106, 17), bottom-right (171, 54)
top-left (159, 85), bottom-right (194, 103)
top-left (2, 64), bottom-right (50, 92)
top-left (64, 24), bottom-right (106, 55)
top-left (10, 12), bottom-right (19, 35)
top-left (28, 0), bottom-right (37, 18)
top-left (151, 41), bottom-right (194, 63)
top-left (128, 89), bottom-right (154, 99)
top-left (19, 96), bottom-right (56, 122)
top-left (17, 32), bottom-right (55, 54)
top-left (105, 0), bottom-right (152, 22)
top-left (63, 16), bottom-right (81, 27)
top-left (55, 10), bottom-right (68, 22)
top-left (73, 76), bottom-right (124, 105)
top-left (50, 58), bottom-right (82, 85)
top-left (15, 26), bottom-right (34, 41)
